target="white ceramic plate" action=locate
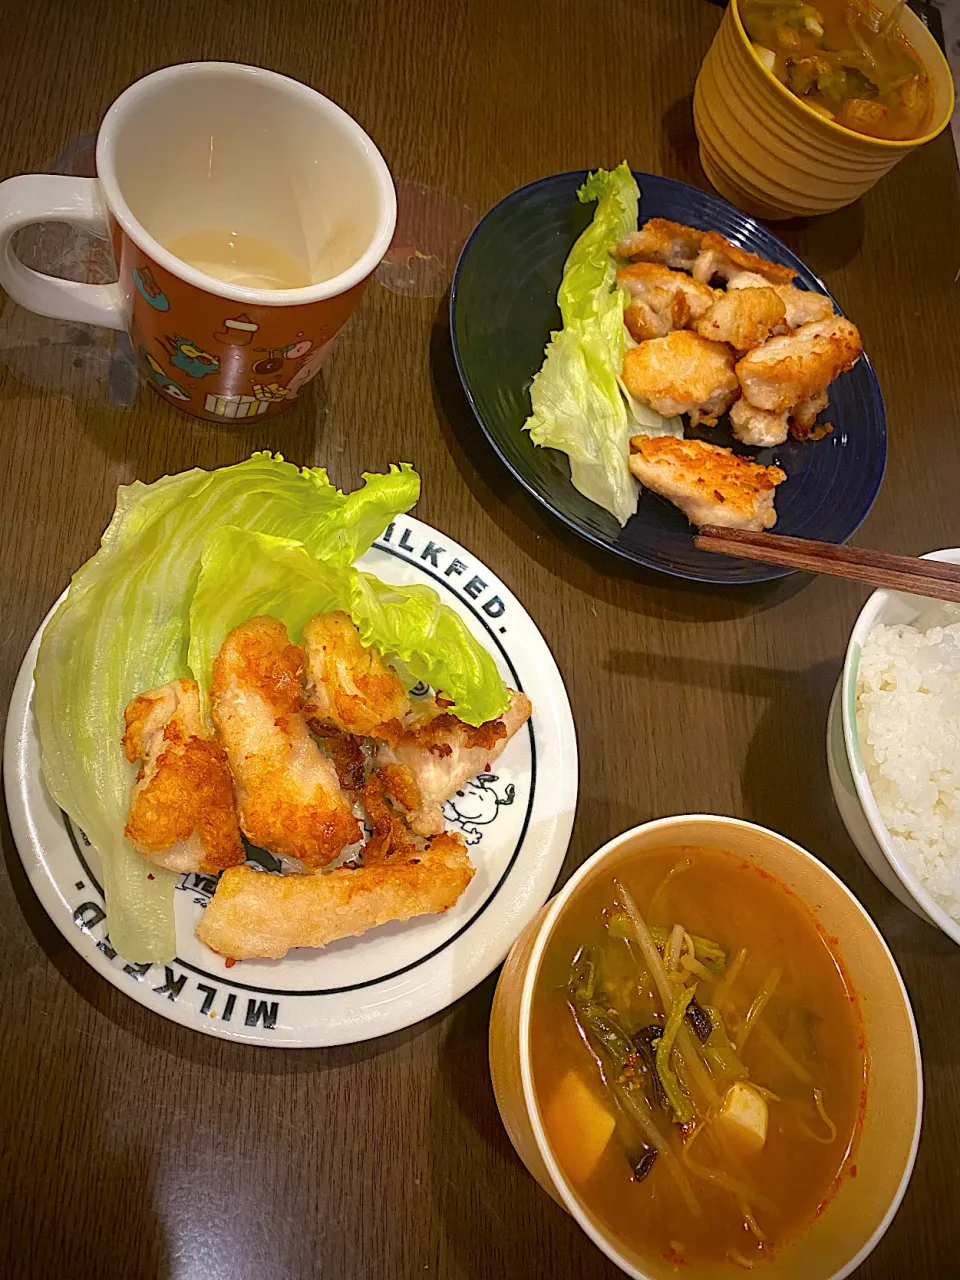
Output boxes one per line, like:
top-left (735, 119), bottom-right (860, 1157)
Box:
top-left (4, 514), bottom-right (577, 1046)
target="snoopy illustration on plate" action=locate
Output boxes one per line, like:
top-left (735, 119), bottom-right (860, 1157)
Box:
top-left (443, 774), bottom-right (516, 845)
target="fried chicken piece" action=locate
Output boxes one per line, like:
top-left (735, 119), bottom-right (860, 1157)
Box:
top-left (791, 389), bottom-right (830, 435)
top-left (361, 769), bottom-right (421, 863)
top-left (621, 330), bottom-right (740, 426)
top-left (379, 762), bottom-right (423, 815)
top-left (691, 231), bottom-right (797, 287)
top-left (736, 316), bottom-right (862, 415)
top-left (195, 832), bottom-right (475, 959)
top-left (729, 398), bottom-right (790, 448)
top-left (308, 722), bottom-right (366, 793)
top-left (211, 616), bottom-right (361, 868)
top-left (694, 286), bottom-right (788, 352)
top-left (727, 275), bottom-right (834, 329)
top-left (617, 263), bottom-right (717, 343)
top-left (629, 435), bottom-right (785, 531)
top-left (376, 690), bottom-right (532, 837)
top-left (771, 286), bottom-right (834, 330)
top-left (615, 217), bottom-right (705, 270)
top-left (303, 611), bottom-right (410, 737)
top-left (731, 385), bottom-right (832, 446)
top-left (122, 678), bottom-right (244, 875)
top-left (616, 219), bottom-right (796, 289)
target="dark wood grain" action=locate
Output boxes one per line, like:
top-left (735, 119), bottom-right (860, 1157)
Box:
top-left (1, 2), bottom-right (959, 1277)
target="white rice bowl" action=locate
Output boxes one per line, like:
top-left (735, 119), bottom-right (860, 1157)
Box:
top-left (857, 603), bottom-right (960, 920)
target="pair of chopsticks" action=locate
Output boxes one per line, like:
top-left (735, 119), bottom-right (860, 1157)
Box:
top-left (694, 527), bottom-right (960, 603)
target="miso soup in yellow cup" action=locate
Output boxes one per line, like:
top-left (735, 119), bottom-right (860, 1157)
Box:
top-left (694, 0), bottom-right (954, 219)
top-left (489, 815), bottom-right (921, 1278)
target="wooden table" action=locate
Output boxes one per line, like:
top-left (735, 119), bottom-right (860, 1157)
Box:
top-left (1, 1), bottom-right (959, 1276)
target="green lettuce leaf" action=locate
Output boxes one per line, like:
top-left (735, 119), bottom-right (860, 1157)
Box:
top-left (188, 527), bottom-right (510, 728)
top-left (348, 572), bottom-right (508, 721)
top-left (35, 453), bottom-right (348, 963)
top-left (187, 530), bottom-right (343, 715)
top-left (186, 464), bottom-right (425, 710)
top-left (312, 464), bottom-right (421, 570)
top-left (523, 163), bottom-right (678, 524)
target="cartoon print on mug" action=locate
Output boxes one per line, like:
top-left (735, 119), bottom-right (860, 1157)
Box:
top-left (285, 338), bottom-right (313, 359)
top-left (161, 334), bottom-right (220, 379)
top-left (214, 313), bottom-right (260, 346)
top-left (250, 334), bottom-right (313, 375)
top-left (283, 339), bottom-right (335, 398)
top-left (137, 345), bottom-right (190, 401)
top-left (132, 265), bottom-right (170, 311)
top-left (251, 349), bottom-right (286, 375)
top-left (120, 245), bottom-right (368, 421)
top-left (251, 382), bottom-right (294, 403)
top-left (204, 391), bottom-right (269, 418)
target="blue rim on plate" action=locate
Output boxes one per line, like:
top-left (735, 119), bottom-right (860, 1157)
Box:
top-left (450, 170), bottom-right (887, 585)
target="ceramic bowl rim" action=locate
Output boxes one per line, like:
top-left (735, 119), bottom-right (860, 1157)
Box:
top-left (841, 547), bottom-right (960, 945)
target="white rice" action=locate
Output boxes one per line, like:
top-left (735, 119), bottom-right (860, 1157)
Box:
top-left (857, 603), bottom-right (960, 920)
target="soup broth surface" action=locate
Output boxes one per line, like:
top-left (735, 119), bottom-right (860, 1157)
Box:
top-left (740, 0), bottom-right (934, 141)
top-left (531, 846), bottom-right (866, 1270)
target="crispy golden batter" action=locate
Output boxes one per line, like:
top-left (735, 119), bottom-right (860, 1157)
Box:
top-left (302, 611), bottom-right (411, 737)
top-left (621, 330), bottom-right (740, 426)
top-left (616, 217), bottom-right (705, 270)
top-left (376, 703), bottom-right (508, 755)
top-left (617, 220), bottom-right (795, 288)
top-left (379, 761), bottom-right (424, 814)
top-left (695, 286), bottom-right (788, 352)
top-left (728, 276), bottom-right (834, 329)
top-left (361, 769), bottom-right (421, 863)
top-left (628, 435), bottom-right (786, 531)
top-left (692, 231), bottom-right (797, 287)
top-left (195, 832), bottom-right (475, 959)
top-left (376, 691), bottom-right (532, 837)
top-left (123, 679), bottom-right (244, 874)
top-left (308, 722), bottom-right (367, 793)
top-left (211, 617), bottom-right (361, 868)
top-left (617, 262), bottom-right (717, 343)
top-left (736, 316), bottom-right (862, 415)
top-left (791, 390), bottom-right (831, 438)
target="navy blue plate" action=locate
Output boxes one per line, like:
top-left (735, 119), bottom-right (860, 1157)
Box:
top-left (450, 171), bottom-right (886, 584)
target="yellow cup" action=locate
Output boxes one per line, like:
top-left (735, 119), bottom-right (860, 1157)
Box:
top-left (489, 815), bottom-right (921, 1279)
top-left (693, 0), bottom-right (955, 219)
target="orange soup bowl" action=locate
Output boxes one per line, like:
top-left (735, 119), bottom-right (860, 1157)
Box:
top-left (693, 0), bottom-right (954, 219)
top-left (489, 815), bottom-right (921, 1279)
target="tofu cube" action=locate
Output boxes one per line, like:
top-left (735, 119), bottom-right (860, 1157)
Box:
top-left (545, 1071), bottom-right (616, 1184)
top-left (716, 1082), bottom-right (768, 1152)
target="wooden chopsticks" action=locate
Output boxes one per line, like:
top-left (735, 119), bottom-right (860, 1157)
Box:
top-left (693, 527), bottom-right (960, 603)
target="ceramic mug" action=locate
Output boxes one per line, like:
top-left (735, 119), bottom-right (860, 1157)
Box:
top-left (0, 62), bottom-right (396, 422)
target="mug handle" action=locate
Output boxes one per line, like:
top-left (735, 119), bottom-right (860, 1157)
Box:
top-left (0, 174), bottom-right (125, 330)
